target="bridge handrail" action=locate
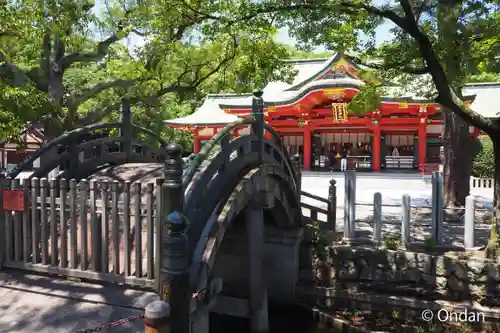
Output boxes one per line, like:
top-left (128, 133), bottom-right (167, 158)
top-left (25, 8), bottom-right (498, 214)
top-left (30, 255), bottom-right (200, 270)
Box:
top-left (7, 122), bottom-right (167, 179)
top-left (301, 190), bottom-right (329, 205)
top-left (182, 117), bottom-right (296, 189)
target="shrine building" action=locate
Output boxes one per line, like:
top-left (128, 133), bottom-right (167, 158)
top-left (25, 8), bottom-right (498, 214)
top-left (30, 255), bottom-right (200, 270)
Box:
top-left (165, 53), bottom-right (498, 172)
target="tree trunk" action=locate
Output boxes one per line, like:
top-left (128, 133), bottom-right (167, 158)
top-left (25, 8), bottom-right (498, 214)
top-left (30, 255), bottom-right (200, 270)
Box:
top-left (41, 67), bottom-right (65, 172)
top-left (442, 109), bottom-right (475, 206)
top-left (436, 2), bottom-right (476, 207)
top-left (486, 133), bottom-right (500, 258)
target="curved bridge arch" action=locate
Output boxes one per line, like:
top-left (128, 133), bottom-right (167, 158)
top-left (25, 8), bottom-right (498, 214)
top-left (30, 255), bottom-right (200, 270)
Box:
top-left (184, 135), bottom-right (300, 253)
top-left (190, 164), bottom-right (303, 291)
top-left (7, 120), bottom-right (167, 181)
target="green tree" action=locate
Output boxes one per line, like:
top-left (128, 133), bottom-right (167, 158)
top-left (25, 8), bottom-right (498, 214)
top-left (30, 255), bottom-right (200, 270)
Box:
top-left (212, 0), bottom-right (500, 251)
top-left (0, 0), bottom-right (297, 158)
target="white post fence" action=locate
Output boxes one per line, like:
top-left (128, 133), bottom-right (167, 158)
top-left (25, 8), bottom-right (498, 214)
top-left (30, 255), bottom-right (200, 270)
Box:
top-left (344, 171), bottom-right (478, 250)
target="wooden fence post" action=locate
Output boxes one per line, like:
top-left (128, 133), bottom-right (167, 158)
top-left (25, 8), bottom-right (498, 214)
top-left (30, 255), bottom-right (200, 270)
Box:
top-left (373, 192), bottom-right (382, 246)
top-left (464, 195), bottom-right (475, 249)
top-left (144, 300), bottom-right (171, 333)
top-left (327, 179), bottom-right (336, 232)
top-left (401, 194), bottom-right (411, 249)
top-left (0, 174), bottom-right (5, 268)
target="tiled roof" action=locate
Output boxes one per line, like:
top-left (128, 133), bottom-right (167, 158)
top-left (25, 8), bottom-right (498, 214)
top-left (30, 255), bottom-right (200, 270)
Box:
top-left (165, 54), bottom-right (500, 126)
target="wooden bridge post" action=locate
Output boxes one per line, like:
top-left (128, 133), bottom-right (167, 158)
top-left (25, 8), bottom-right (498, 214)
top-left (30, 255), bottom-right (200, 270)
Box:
top-left (161, 143), bottom-right (191, 333)
top-left (120, 99), bottom-right (133, 157)
top-left (251, 90), bottom-right (265, 165)
top-left (246, 196), bottom-right (269, 333)
top-left (292, 153), bottom-right (302, 196)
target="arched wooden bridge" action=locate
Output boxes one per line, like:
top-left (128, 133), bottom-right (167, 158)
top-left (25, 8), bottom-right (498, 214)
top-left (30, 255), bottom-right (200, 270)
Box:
top-left (1, 92), bottom-right (311, 333)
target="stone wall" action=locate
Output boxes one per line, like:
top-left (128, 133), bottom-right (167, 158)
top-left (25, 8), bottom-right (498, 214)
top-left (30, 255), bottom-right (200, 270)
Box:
top-left (312, 246), bottom-right (500, 307)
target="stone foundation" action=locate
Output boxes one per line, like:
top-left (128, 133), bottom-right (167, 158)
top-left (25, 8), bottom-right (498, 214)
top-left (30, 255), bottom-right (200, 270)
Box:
top-left (313, 246), bottom-right (500, 307)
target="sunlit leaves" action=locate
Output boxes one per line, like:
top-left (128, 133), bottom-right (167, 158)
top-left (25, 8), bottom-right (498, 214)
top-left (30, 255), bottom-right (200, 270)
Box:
top-left (348, 83), bottom-right (381, 115)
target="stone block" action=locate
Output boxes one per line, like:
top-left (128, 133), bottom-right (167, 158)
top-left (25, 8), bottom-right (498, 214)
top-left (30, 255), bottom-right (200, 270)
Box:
top-left (313, 246), bottom-right (500, 307)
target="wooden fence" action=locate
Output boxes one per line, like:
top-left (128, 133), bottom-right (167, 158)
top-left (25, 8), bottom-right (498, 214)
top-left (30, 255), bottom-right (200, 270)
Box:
top-left (0, 178), bottom-right (164, 289)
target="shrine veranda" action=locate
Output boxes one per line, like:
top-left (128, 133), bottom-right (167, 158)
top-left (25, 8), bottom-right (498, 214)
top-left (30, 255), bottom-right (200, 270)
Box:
top-left (166, 53), bottom-right (499, 172)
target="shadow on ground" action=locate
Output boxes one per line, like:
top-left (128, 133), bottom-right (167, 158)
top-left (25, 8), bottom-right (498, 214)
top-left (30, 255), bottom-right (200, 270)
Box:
top-left (0, 270), bottom-right (157, 333)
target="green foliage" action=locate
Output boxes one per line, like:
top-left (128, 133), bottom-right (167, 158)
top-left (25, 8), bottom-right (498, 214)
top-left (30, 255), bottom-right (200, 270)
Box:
top-left (466, 73), bottom-right (500, 83)
top-left (472, 136), bottom-right (495, 178)
top-left (384, 235), bottom-right (401, 250)
top-left (0, 0), bottom-right (301, 148)
top-left (348, 83), bottom-right (382, 115)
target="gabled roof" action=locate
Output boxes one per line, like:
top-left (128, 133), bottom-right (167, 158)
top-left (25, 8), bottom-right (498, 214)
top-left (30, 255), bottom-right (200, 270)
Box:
top-left (165, 53), bottom-right (500, 127)
top-left (463, 82), bottom-right (500, 118)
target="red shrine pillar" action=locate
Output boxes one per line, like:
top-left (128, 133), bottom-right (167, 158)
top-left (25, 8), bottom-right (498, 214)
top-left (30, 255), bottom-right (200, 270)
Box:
top-left (372, 124), bottom-right (381, 172)
top-left (303, 127), bottom-right (311, 170)
top-left (193, 137), bottom-right (201, 153)
top-left (418, 118), bottom-right (427, 171)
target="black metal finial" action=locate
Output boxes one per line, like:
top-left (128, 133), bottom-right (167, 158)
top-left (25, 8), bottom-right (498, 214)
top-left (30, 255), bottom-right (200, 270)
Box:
top-left (166, 143), bottom-right (183, 157)
top-left (252, 89), bottom-right (263, 98)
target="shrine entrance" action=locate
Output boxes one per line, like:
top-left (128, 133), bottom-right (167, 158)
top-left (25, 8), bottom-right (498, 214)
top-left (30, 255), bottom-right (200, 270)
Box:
top-left (311, 130), bottom-right (372, 171)
top-left (381, 132), bottom-right (417, 170)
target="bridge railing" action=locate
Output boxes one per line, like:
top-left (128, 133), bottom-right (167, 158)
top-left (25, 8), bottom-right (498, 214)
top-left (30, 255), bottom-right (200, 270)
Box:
top-left (182, 116), bottom-right (299, 191)
top-left (7, 101), bottom-right (167, 181)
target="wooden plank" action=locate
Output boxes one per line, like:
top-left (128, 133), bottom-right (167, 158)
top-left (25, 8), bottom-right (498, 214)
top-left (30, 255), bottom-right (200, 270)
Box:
top-left (79, 180), bottom-right (89, 270)
top-left (123, 181), bottom-right (131, 276)
top-left (40, 178), bottom-right (49, 265)
top-left (300, 202), bottom-right (328, 215)
top-left (101, 181), bottom-right (109, 273)
top-left (134, 182), bottom-right (142, 278)
top-left (90, 180), bottom-right (101, 272)
top-left (111, 181), bottom-right (120, 274)
top-left (0, 177), bottom-right (5, 265)
top-left (69, 179), bottom-right (78, 269)
top-left (5, 193), bottom-right (12, 262)
top-left (13, 179), bottom-right (22, 262)
top-left (300, 191), bottom-right (329, 204)
top-left (35, 197), bottom-right (150, 212)
top-left (31, 178), bottom-right (40, 264)
top-left (49, 179), bottom-right (58, 266)
top-left (22, 179), bottom-right (31, 263)
top-left (155, 179), bottom-right (163, 292)
top-left (59, 179), bottom-right (68, 268)
top-left (2, 261), bottom-right (155, 288)
top-left (146, 182), bottom-right (154, 279)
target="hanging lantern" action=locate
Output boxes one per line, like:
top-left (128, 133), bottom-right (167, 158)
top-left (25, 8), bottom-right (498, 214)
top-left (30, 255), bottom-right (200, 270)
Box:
top-left (332, 102), bottom-right (349, 123)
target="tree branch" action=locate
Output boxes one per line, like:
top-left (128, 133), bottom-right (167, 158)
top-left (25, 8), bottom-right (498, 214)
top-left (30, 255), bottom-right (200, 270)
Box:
top-left (0, 50), bottom-right (47, 90)
top-left (339, 0), bottom-right (499, 134)
top-left (58, 33), bottom-right (122, 71)
top-left (76, 37), bottom-right (239, 127)
top-left (69, 78), bottom-right (149, 106)
top-left (348, 55), bottom-right (429, 74)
